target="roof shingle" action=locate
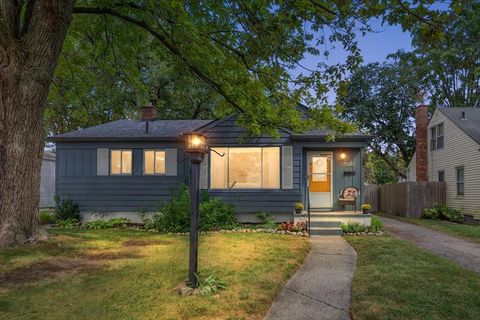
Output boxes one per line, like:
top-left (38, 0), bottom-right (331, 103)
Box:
top-left (49, 119), bottom-right (213, 141)
top-left (438, 107), bottom-right (480, 145)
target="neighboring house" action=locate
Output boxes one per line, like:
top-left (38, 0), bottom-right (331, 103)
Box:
top-left (40, 151), bottom-right (56, 208)
top-left (410, 106), bottom-right (480, 222)
top-left (405, 152), bottom-right (416, 182)
top-left (48, 105), bottom-right (372, 227)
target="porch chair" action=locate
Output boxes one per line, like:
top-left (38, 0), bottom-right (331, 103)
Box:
top-left (338, 187), bottom-right (359, 212)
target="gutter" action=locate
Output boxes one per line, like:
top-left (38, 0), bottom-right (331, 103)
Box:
top-left (47, 136), bottom-right (183, 143)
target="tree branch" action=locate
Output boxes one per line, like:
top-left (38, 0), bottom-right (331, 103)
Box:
top-left (396, 0), bottom-right (443, 32)
top-left (370, 145), bottom-right (406, 179)
top-left (72, 6), bottom-right (247, 115)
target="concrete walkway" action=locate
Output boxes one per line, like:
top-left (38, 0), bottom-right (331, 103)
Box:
top-left (264, 237), bottom-right (356, 320)
top-left (381, 216), bottom-right (480, 273)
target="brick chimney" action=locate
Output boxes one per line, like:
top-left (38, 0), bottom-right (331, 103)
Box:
top-left (415, 105), bottom-right (428, 182)
top-left (140, 102), bottom-right (157, 121)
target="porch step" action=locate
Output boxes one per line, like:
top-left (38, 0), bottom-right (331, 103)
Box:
top-left (310, 227), bottom-right (343, 236)
top-left (309, 220), bottom-right (341, 228)
top-left (306, 212), bottom-right (370, 219)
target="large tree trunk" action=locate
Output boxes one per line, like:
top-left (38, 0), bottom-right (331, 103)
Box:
top-left (0, 1), bottom-right (76, 249)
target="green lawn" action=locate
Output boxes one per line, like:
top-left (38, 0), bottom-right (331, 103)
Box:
top-left (346, 235), bottom-right (480, 320)
top-left (0, 229), bottom-right (310, 320)
top-left (381, 213), bottom-right (480, 243)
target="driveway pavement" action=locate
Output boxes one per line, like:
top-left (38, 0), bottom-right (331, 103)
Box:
top-left (264, 237), bottom-right (356, 320)
top-left (381, 216), bottom-right (480, 273)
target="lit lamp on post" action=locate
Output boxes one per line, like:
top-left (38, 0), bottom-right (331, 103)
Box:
top-left (185, 132), bottom-right (208, 288)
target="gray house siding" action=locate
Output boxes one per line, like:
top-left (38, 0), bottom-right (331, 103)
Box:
top-left (40, 153), bottom-right (56, 208)
top-left (53, 117), bottom-right (370, 222)
top-left (56, 141), bottom-right (189, 220)
top-left (295, 142), bottom-right (363, 211)
top-left (200, 117), bottom-right (300, 221)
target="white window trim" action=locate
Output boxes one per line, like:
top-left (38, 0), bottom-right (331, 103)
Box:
top-left (430, 123), bottom-right (444, 151)
top-left (143, 149), bottom-right (166, 175)
top-left (110, 149), bottom-right (133, 175)
top-left (209, 146), bottom-right (281, 190)
top-left (456, 166), bottom-right (465, 197)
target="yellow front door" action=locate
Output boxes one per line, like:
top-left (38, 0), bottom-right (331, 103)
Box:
top-left (308, 153), bottom-right (332, 208)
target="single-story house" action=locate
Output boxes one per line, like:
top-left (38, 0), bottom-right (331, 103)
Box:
top-left (48, 104), bottom-right (372, 233)
top-left (407, 106), bottom-right (480, 223)
top-left (40, 151), bottom-right (56, 208)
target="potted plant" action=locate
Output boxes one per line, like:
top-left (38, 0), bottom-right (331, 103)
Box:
top-left (361, 203), bottom-right (371, 215)
top-left (294, 202), bottom-right (304, 214)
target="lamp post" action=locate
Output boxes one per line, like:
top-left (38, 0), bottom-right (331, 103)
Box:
top-left (185, 132), bottom-right (208, 288)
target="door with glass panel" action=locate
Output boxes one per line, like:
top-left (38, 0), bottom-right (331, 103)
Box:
top-left (307, 152), bottom-right (333, 208)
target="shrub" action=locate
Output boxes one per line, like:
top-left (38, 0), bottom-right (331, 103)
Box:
top-left (256, 212), bottom-right (277, 229)
top-left (83, 218), bottom-right (131, 230)
top-left (342, 216), bottom-right (384, 234)
top-left (199, 196), bottom-right (238, 231)
top-left (54, 196), bottom-right (81, 222)
top-left (278, 221), bottom-right (306, 232)
top-left (341, 222), bottom-right (366, 233)
top-left (144, 184), bottom-right (239, 232)
top-left (196, 273), bottom-right (227, 295)
top-left (422, 203), bottom-right (463, 223)
top-left (369, 216), bottom-right (384, 232)
top-left (39, 211), bottom-right (56, 225)
top-left (56, 218), bottom-right (80, 229)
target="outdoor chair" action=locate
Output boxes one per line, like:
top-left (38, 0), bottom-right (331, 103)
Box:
top-left (338, 187), bottom-right (359, 212)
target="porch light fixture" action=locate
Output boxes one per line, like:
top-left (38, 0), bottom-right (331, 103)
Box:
top-left (340, 152), bottom-right (346, 160)
top-left (187, 133), bottom-right (208, 155)
top-left (184, 132), bottom-right (208, 288)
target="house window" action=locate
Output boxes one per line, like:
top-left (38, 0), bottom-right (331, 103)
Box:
top-left (430, 123), bottom-right (444, 151)
top-left (110, 150), bottom-right (132, 175)
top-left (438, 170), bottom-right (445, 182)
top-left (456, 167), bottom-right (464, 196)
top-left (144, 150), bottom-right (166, 174)
top-left (210, 147), bottom-right (280, 189)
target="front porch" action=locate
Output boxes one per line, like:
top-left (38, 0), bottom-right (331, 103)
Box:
top-left (295, 211), bottom-right (372, 236)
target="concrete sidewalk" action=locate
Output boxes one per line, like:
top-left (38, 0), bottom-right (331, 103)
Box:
top-left (264, 237), bottom-right (356, 320)
top-left (381, 216), bottom-right (480, 273)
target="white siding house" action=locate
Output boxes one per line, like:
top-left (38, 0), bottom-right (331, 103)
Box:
top-left (427, 108), bottom-right (480, 221)
top-left (40, 152), bottom-right (56, 208)
top-left (406, 152), bottom-right (416, 182)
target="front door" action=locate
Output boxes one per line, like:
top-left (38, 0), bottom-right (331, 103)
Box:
top-left (308, 152), bottom-right (333, 208)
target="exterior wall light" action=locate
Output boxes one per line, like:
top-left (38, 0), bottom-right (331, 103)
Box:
top-left (340, 152), bottom-right (346, 160)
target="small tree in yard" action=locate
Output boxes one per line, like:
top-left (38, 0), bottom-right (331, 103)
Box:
top-left (0, 1), bottom-right (451, 248)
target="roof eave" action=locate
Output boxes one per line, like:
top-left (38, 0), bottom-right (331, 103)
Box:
top-left (47, 136), bottom-right (183, 142)
top-left (290, 134), bottom-right (374, 141)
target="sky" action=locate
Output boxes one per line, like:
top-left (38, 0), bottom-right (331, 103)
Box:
top-left (296, 18), bottom-right (414, 103)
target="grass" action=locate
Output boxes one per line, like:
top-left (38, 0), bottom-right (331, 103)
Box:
top-left (380, 213), bottom-right (480, 243)
top-left (0, 229), bottom-right (310, 320)
top-left (346, 235), bottom-right (480, 320)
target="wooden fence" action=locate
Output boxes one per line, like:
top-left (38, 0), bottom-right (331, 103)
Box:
top-left (363, 182), bottom-right (446, 218)
top-left (363, 184), bottom-right (380, 212)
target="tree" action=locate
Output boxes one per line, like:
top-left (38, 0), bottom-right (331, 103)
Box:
top-left (46, 14), bottom-right (219, 135)
top-left (364, 151), bottom-right (405, 185)
top-left (0, 0), bottom-right (455, 248)
top-left (393, 1), bottom-right (480, 108)
top-left (337, 60), bottom-right (418, 179)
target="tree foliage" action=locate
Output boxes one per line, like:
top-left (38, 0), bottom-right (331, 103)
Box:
top-left (364, 151), bottom-right (405, 185)
top-left (393, 1), bottom-right (480, 108)
top-left (46, 14), bottom-right (220, 135)
top-left (338, 60), bottom-right (417, 178)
